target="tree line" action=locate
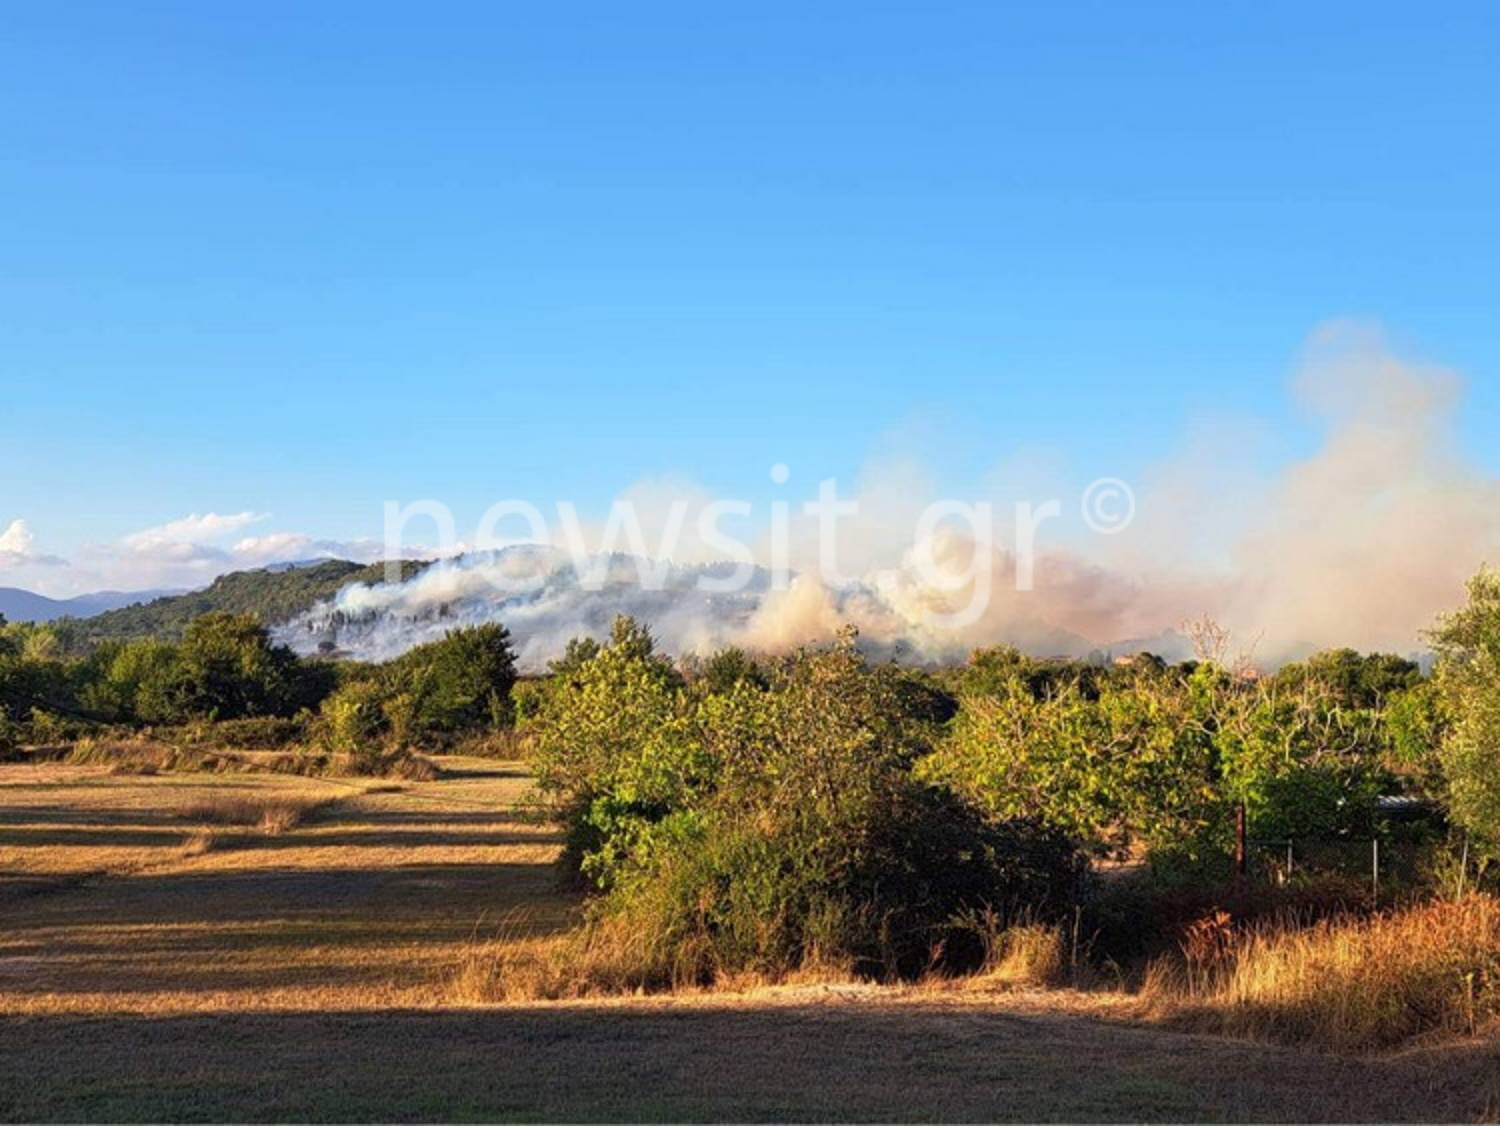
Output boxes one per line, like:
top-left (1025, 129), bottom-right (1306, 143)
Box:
top-left (0, 611), bottom-right (516, 762)
top-left (4, 567), bottom-right (1499, 979)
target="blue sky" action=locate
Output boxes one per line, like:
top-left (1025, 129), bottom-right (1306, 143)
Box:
top-left (3, 2), bottom-right (1499, 592)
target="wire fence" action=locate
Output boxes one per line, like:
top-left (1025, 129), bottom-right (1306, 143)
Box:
top-left (1247, 836), bottom-right (1441, 899)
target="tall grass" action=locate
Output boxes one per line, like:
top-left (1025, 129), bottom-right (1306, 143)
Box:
top-left (450, 905), bottom-right (865, 1004)
top-left (177, 794), bottom-right (329, 835)
top-left (58, 734), bottom-right (439, 781)
top-left (1146, 895), bottom-right (1500, 1051)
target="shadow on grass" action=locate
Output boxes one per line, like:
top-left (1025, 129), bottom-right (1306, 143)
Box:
top-left (0, 1001), bottom-right (1495, 1122)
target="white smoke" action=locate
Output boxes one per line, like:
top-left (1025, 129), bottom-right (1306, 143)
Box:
top-left (278, 323), bottom-right (1500, 670)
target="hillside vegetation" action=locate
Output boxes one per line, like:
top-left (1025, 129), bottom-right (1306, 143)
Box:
top-left (79, 559), bottom-right (424, 642)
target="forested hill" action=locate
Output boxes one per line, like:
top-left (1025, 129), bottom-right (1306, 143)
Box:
top-left (81, 559), bottom-right (425, 642)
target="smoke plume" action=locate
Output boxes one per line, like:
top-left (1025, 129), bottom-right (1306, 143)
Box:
top-left (279, 324), bottom-right (1500, 670)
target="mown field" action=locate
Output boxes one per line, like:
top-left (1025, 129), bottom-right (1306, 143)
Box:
top-left (2, 760), bottom-right (1497, 1122)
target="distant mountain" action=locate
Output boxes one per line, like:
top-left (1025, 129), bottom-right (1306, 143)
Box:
top-left (78, 559), bottom-right (427, 642)
top-left (0, 587), bottom-right (176, 624)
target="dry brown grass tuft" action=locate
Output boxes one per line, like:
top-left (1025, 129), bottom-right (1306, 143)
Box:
top-left (179, 828), bottom-right (219, 856)
top-left (973, 922), bottom-right (1072, 988)
top-left (387, 752), bottom-right (441, 782)
top-left (177, 794), bottom-right (329, 835)
top-left (450, 921), bottom-right (686, 1003)
top-left (1145, 894), bottom-right (1500, 1051)
top-left (71, 737), bottom-right (203, 774)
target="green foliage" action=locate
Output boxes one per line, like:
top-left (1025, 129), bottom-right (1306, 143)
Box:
top-left (0, 609), bottom-right (334, 738)
top-left (1431, 567), bottom-right (1500, 852)
top-left (0, 649), bottom-right (79, 736)
top-left (925, 646), bottom-right (1412, 863)
top-left (80, 559), bottom-right (426, 644)
top-left (528, 617), bottom-right (696, 882)
top-left (510, 678), bottom-right (547, 724)
top-left (529, 621), bottom-right (1084, 981)
top-left (1270, 648), bottom-right (1422, 709)
top-left (168, 613), bottom-right (303, 720)
top-left (1384, 678), bottom-right (1443, 788)
top-left (320, 677), bottom-right (393, 756)
top-left (313, 623), bottom-right (519, 753)
top-left (84, 638), bottom-right (184, 723)
top-left (547, 636), bottom-right (602, 681)
top-left (921, 661), bottom-right (1220, 856)
top-left (386, 622), bottom-right (518, 735)
top-left (694, 646), bottom-right (769, 695)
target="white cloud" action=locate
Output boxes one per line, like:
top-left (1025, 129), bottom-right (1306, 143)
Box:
top-left (3, 511), bottom-right (432, 598)
top-left (0, 519), bottom-right (68, 570)
top-left (229, 532), bottom-right (407, 566)
top-left (0, 519), bottom-right (35, 556)
top-left (121, 511), bottom-right (268, 550)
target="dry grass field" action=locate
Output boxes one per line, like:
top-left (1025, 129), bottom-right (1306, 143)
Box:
top-left (3, 759), bottom-right (1498, 1122)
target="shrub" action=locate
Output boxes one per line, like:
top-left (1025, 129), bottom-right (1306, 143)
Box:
top-left (172, 613), bottom-right (310, 721)
top-left (919, 665), bottom-right (1223, 857)
top-left (311, 625), bottom-right (519, 753)
top-left (1432, 569), bottom-right (1500, 854)
top-left (318, 678), bottom-right (392, 757)
top-left (385, 623), bottom-right (518, 740)
top-left (527, 621), bottom-right (1085, 986)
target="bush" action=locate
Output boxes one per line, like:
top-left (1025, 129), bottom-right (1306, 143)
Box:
top-left (386, 622), bottom-right (518, 738)
top-left (317, 678), bottom-right (392, 758)
top-left (527, 621), bottom-right (1085, 986)
top-left (1432, 568), bottom-right (1500, 853)
top-left (313, 625), bottom-right (519, 754)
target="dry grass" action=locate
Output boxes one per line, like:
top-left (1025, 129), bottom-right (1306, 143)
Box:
top-left (51, 735), bottom-right (442, 783)
top-left (3, 759), bottom-right (1500, 1119)
top-left (0, 756), bottom-right (568, 1015)
top-left (178, 827), bottom-right (218, 856)
top-left (968, 921), bottom-right (1073, 988)
top-left (176, 793), bottom-right (328, 834)
top-left (1145, 895), bottom-right (1500, 1052)
top-left (69, 736), bottom-right (212, 775)
top-left (448, 898), bottom-right (884, 1005)
top-left (451, 907), bottom-right (1095, 1005)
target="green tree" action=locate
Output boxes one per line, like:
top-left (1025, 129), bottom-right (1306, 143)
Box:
top-left (172, 612), bottom-right (304, 720)
top-left (83, 638), bottom-right (182, 723)
top-left (696, 646), bottom-right (768, 695)
top-left (386, 622), bottom-right (519, 738)
top-left (1431, 567), bottom-right (1500, 850)
top-left (528, 616), bottom-right (698, 884)
top-left (921, 664), bottom-right (1221, 857)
